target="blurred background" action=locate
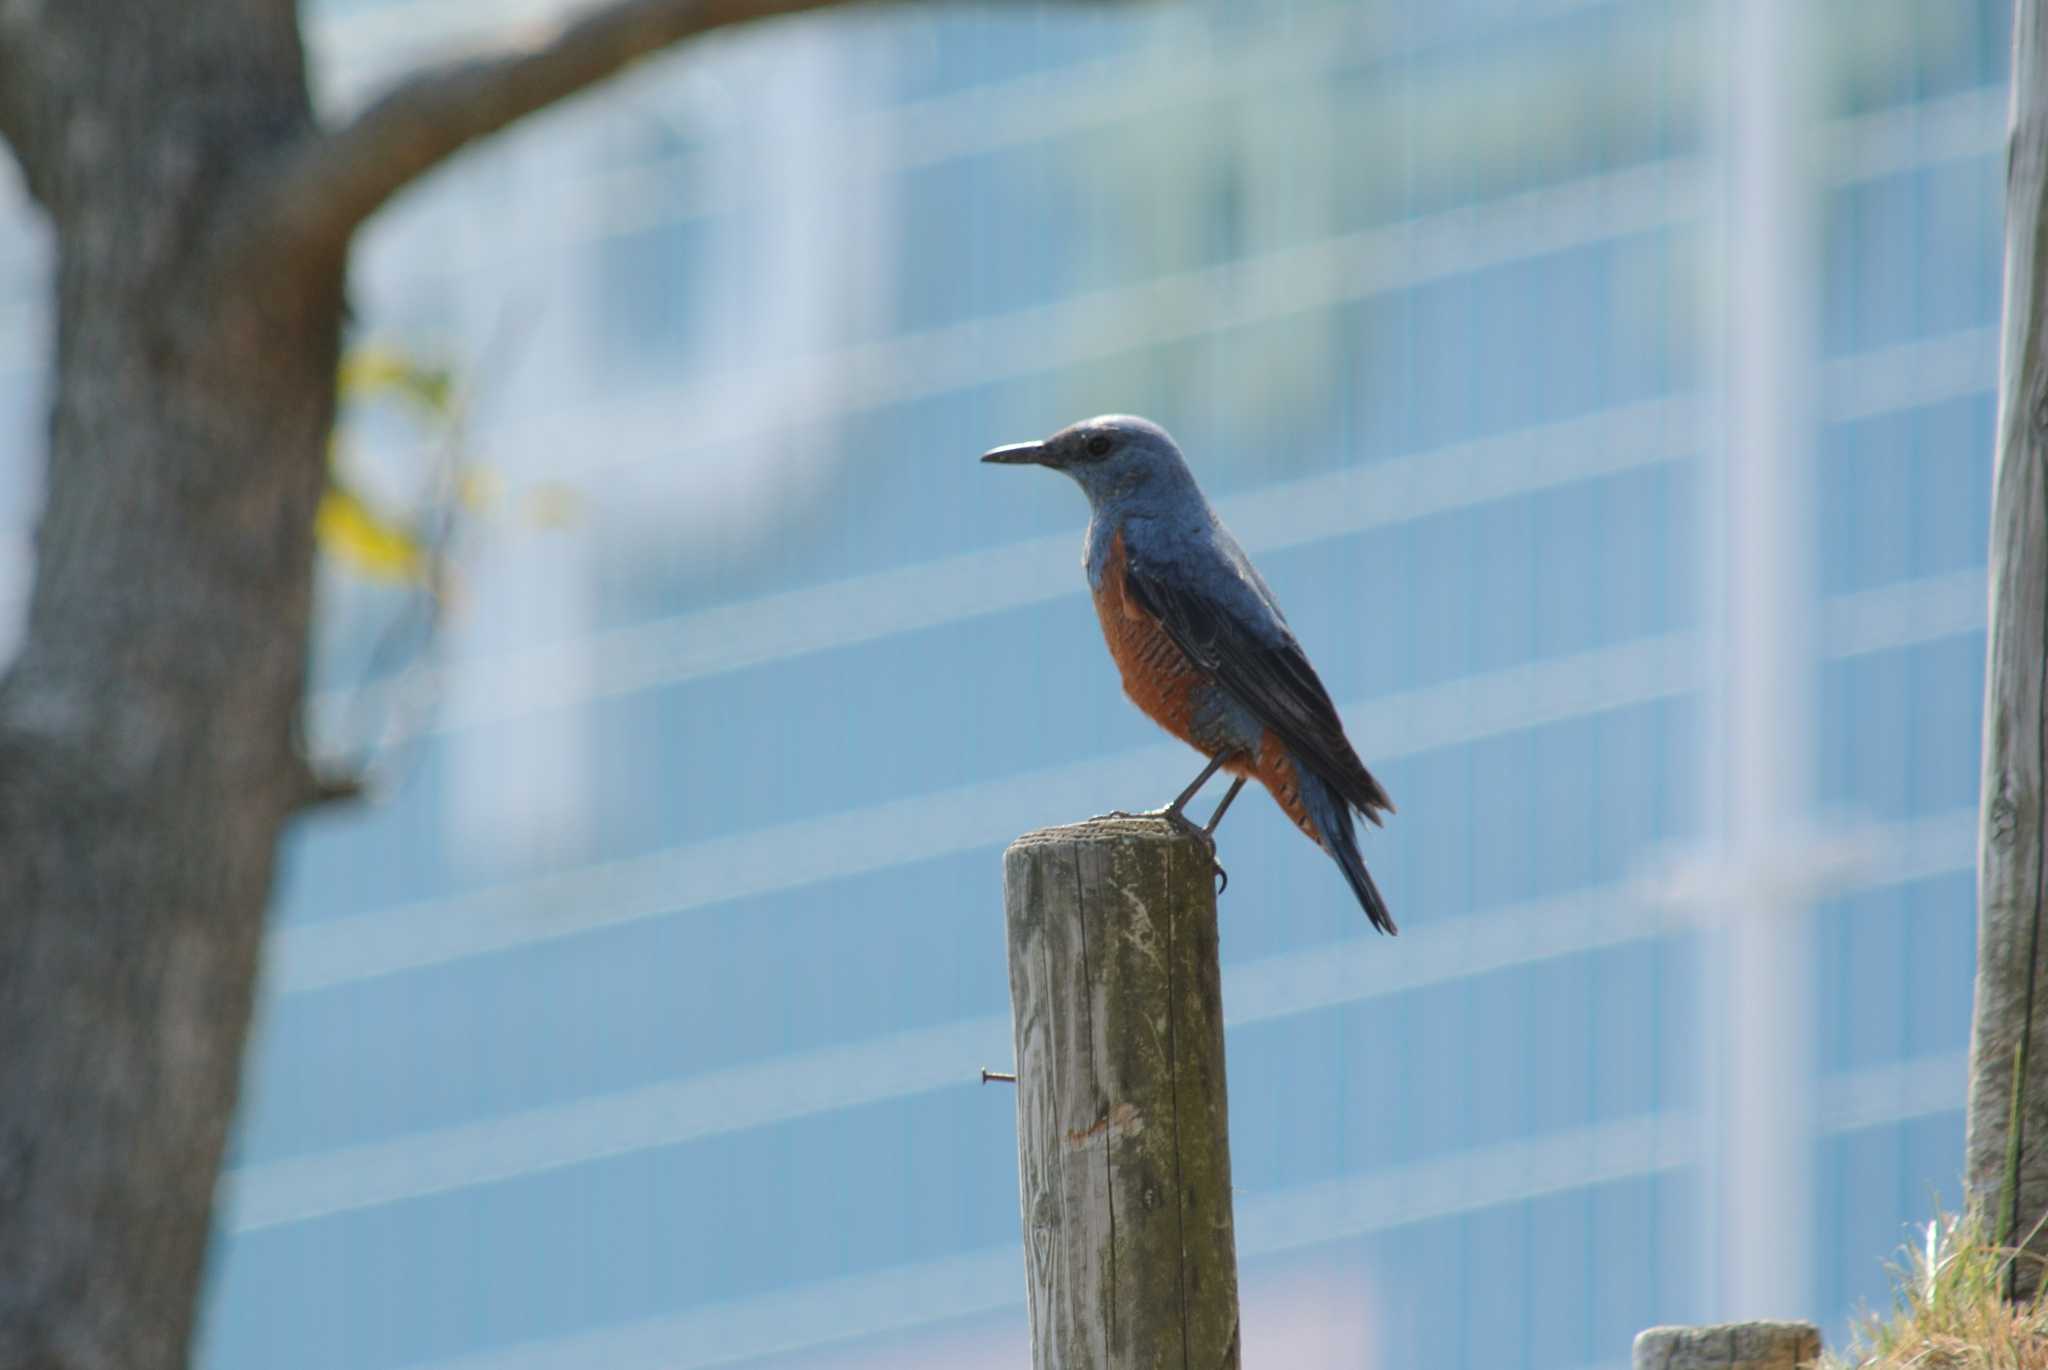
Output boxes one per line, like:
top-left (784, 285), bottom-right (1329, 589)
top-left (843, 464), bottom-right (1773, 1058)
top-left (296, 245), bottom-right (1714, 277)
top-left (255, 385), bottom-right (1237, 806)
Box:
top-left (0, 0), bottom-right (2005, 1365)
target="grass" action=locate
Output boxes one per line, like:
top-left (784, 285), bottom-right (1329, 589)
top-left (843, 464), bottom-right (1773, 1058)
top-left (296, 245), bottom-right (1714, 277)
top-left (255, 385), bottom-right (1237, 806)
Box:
top-left (1822, 1212), bottom-right (2048, 1369)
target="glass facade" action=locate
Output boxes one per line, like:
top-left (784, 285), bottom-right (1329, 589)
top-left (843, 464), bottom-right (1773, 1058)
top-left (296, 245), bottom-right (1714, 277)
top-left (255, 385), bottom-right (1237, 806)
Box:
top-left (0, 1), bottom-right (2009, 1366)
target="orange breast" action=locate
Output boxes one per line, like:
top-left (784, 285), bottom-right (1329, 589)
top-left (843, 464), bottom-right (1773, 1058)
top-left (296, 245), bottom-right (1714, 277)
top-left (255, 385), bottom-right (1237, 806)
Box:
top-left (1092, 530), bottom-right (1205, 747)
top-left (1094, 531), bottom-right (1322, 846)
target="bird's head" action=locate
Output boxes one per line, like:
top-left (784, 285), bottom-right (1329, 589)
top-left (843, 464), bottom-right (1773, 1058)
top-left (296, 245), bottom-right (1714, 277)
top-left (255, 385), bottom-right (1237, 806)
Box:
top-left (981, 414), bottom-right (1195, 509)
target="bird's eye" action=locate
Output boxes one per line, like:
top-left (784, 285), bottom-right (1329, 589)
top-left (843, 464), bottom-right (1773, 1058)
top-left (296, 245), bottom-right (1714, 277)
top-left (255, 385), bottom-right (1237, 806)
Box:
top-left (1086, 435), bottom-right (1112, 458)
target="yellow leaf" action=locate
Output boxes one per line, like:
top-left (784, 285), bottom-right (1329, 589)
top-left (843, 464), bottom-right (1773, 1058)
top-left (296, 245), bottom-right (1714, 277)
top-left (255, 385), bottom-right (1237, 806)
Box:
top-left (316, 482), bottom-right (428, 584)
top-left (339, 346), bottom-right (456, 416)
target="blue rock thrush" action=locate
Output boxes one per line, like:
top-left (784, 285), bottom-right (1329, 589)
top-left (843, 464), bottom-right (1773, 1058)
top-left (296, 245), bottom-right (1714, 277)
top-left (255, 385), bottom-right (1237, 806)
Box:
top-left (984, 415), bottom-right (1396, 932)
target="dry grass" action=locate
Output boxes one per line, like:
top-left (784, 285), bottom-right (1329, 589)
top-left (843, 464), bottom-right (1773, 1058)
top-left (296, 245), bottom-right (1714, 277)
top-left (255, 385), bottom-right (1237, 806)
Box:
top-left (1822, 1213), bottom-right (2048, 1369)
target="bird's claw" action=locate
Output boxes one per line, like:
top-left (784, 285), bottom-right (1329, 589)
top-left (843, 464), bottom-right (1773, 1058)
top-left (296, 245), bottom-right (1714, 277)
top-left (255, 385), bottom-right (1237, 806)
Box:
top-left (1160, 807), bottom-right (1230, 895)
top-left (1157, 805), bottom-right (1205, 843)
top-left (1094, 805), bottom-right (1231, 893)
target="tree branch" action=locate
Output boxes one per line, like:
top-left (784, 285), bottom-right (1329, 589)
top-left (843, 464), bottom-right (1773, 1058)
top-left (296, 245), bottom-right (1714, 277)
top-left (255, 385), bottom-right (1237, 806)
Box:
top-left (0, 8), bottom-right (45, 204)
top-left (254, 0), bottom-right (865, 266)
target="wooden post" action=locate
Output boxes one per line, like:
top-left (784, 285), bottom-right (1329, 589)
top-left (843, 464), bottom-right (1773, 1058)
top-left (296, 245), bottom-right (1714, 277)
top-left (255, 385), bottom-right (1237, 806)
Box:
top-left (1002, 816), bottom-right (1241, 1369)
top-left (1965, 0), bottom-right (2048, 1301)
top-left (1633, 1322), bottom-right (1821, 1370)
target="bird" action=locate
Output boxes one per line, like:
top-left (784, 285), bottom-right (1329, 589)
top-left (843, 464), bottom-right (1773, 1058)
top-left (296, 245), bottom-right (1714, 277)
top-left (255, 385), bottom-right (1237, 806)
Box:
top-left (983, 415), bottom-right (1396, 933)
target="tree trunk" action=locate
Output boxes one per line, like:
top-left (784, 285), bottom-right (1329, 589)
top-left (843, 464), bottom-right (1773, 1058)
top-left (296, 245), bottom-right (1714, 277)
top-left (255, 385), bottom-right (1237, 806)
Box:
top-left (0, 5), bottom-right (342, 1366)
top-left (1963, 0), bottom-right (2048, 1302)
top-left (0, 2), bottom-right (1113, 1364)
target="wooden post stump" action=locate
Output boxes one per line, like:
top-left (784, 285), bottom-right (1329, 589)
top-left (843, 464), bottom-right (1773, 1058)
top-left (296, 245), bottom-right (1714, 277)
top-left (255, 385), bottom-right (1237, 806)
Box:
top-left (1633, 1322), bottom-right (1822, 1370)
top-left (1002, 816), bottom-right (1241, 1370)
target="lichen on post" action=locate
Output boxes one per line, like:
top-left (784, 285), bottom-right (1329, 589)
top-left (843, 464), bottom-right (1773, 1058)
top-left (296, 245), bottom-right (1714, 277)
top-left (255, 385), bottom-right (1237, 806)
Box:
top-left (1633, 1321), bottom-right (1822, 1370)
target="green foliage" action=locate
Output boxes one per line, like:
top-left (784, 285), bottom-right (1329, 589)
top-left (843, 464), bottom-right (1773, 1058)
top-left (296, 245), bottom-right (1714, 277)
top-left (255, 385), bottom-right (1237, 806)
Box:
top-left (1823, 1211), bottom-right (2048, 1370)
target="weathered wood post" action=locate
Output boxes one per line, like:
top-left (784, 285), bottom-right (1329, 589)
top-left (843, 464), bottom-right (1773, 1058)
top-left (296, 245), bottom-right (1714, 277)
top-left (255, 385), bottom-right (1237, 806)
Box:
top-left (1633, 1322), bottom-right (1821, 1370)
top-left (1965, 0), bottom-right (2048, 1301)
top-left (1002, 816), bottom-right (1241, 1369)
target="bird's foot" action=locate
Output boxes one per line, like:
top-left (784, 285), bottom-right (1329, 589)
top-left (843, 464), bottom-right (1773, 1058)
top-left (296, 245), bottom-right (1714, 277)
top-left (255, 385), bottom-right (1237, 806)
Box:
top-left (1159, 806), bottom-right (1230, 895)
top-left (1090, 806), bottom-right (1230, 892)
top-left (1159, 804), bottom-right (1209, 846)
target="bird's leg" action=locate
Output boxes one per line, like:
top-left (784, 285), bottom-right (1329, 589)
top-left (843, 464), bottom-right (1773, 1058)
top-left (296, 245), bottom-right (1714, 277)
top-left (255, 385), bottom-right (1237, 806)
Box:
top-left (1204, 776), bottom-right (1248, 836)
top-left (1103, 756), bottom-right (1226, 824)
top-left (1153, 754), bottom-right (1242, 895)
top-left (1102, 755), bottom-right (1238, 892)
top-left (1160, 753), bottom-right (1228, 824)
top-left (1196, 777), bottom-right (1248, 894)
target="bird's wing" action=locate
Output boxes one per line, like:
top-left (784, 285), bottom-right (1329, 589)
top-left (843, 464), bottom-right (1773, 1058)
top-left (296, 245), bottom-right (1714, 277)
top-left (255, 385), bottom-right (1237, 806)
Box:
top-left (1122, 554), bottom-right (1394, 824)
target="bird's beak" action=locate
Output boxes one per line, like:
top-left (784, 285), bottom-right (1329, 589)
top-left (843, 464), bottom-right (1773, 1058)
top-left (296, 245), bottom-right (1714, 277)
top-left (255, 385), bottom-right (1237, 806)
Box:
top-left (980, 440), bottom-right (1051, 467)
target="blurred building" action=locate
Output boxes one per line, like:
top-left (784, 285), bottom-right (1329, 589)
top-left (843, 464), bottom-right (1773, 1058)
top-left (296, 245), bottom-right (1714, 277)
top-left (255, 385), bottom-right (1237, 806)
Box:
top-left (0, 0), bottom-right (2009, 1366)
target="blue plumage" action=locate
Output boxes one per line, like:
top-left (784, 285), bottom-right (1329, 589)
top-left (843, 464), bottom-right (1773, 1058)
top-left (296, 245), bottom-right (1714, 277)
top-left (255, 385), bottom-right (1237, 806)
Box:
top-left (983, 415), bottom-right (1397, 932)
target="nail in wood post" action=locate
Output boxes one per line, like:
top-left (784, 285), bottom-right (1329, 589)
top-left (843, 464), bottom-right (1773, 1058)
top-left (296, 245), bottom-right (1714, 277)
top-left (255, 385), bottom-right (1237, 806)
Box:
top-left (1633, 1322), bottom-right (1821, 1370)
top-left (1002, 816), bottom-right (1241, 1369)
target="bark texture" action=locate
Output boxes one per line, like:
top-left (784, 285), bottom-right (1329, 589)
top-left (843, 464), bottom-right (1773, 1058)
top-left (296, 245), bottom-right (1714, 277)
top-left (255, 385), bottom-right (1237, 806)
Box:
top-left (0, 8), bottom-right (339, 1367)
top-left (1003, 817), bottom-right (1241, 1370)
top-left (0, 1), bottom-right (999, 1366)
top-left (1964, 0), bottom-right (2048, 1302)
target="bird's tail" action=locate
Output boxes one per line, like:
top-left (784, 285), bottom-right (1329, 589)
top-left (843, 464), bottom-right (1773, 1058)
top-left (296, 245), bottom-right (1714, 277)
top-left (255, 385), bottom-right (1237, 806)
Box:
top-left (1301, 766), bottom-right (1397, 935)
